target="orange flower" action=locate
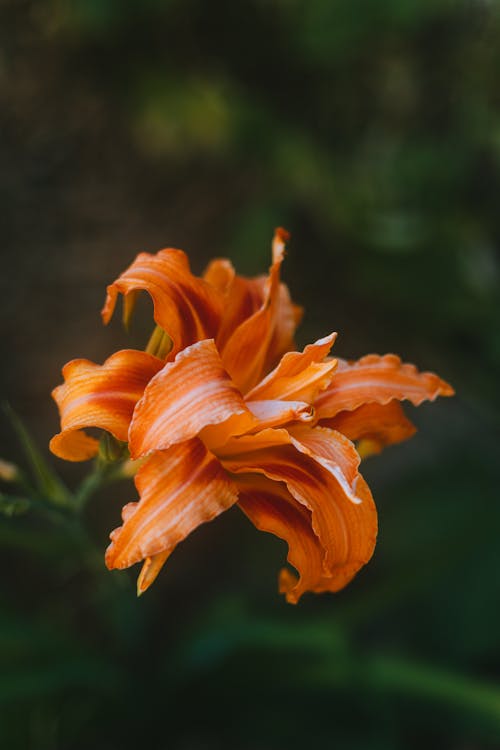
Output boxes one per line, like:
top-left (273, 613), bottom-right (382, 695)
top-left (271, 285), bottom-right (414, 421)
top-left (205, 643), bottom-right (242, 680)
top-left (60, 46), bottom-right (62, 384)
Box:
top-left (50, 230), bottom-right (453, 603)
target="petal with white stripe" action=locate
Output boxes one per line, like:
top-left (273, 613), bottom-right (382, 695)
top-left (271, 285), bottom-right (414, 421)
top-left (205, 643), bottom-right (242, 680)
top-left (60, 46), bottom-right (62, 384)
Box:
top-left (106, 438), bottom-right (238, 570)
top-left (315, 354), bottom-right (454, 418)
top-left (129, 339), bottom-right (256, 458)
top-left (50, 350), bottom-right (163, 461)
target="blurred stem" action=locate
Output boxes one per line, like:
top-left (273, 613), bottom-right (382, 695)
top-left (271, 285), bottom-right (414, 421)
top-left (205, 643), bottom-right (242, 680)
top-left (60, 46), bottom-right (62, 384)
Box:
top-left (73, 458), bottom-right (128, 514)
top-left (307, 648), bottom-right (500, 725)
top-left (73, 461), bottom-right (108, 513)
top-left (337, 514), bottom-right (500, 631)
top-left (3, 402), bottom-right (71, 509)
top-left (364, 654), bottom-right (500, 725)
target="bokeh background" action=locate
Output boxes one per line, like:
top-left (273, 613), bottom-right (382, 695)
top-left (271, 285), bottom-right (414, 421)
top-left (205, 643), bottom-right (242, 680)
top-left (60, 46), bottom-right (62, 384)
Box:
top-left (1, 1), bottom-right (500, 748)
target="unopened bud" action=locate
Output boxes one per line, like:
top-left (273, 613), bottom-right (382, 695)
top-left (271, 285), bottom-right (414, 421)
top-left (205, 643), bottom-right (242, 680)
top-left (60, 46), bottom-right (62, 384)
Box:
top-left (0, 459), bottom-right (19, 483)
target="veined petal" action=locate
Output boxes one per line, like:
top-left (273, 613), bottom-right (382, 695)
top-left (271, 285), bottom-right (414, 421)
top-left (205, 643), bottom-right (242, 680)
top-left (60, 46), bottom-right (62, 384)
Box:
top-left (238, 474), bottom-right (373, 603)
top-left (263, 228), bottom-right (303, 373)
top-left (322, 400), bottom-right (417, 456)
top-left (247, 334), bottom-right (337, 403)
top-left (212, 268), bottom-right (302, 373)
top-left (237, 474), bottom-right (325, 604)
top-left (287, 424), bottom-right (361, 491)
top-left (129, 339), bottom-right (256, 459)
top-left (106, 438), bottom-right (238, 570)
top-left (206, 262), bottom-right (265, 351)
top-left (219, 228), bottom-right (294, 393)
top-left (102, 249), bottom-right (224, 357)
top-left (137, 550), bottom-right (171, 595)
top-left (246, 400), bottom-right (314, 431)
top-left (203, 258), bottom-right (236, 296)
top-left (215, 426), bottom-right (292, 458)
top-left (264, 281), bottom-right (303, 374)
top-left (222, 437), bottom-right (377, 585)
top-left (50, 350), bottom-right (163, 461)
top-left (315, 354), bottom-right (455, 418)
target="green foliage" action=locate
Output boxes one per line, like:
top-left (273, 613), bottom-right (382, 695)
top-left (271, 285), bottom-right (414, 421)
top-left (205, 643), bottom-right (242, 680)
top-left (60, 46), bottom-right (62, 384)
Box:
top-left (1, 0), bottom-right (499, 747)
top-left (0, 494), bottom-right (30, 518)
top-left (2, 405), bottom-right (70, 509)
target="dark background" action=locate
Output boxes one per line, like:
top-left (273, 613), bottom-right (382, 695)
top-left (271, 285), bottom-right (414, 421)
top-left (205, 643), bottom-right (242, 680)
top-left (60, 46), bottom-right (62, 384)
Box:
top-left (1, 1), bottom-right (499, 748)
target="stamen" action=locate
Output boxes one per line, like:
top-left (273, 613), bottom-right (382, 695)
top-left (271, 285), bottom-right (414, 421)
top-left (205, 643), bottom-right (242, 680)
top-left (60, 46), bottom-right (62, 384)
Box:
top-left (146, 325), bottom-right (173, 359)
top-left (122, 290), bottom-right (139, 332)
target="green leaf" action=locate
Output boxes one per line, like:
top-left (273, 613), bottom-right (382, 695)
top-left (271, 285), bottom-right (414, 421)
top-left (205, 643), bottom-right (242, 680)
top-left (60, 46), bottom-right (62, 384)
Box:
top-left (2, 403), bottom-right (70, 508)
top-left (0, 493), bottom-right (31, 518)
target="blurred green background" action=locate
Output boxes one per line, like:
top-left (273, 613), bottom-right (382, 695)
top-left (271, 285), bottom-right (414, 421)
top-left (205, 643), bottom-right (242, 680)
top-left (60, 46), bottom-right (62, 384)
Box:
top-left (1, 0), bottom-right (499, 747)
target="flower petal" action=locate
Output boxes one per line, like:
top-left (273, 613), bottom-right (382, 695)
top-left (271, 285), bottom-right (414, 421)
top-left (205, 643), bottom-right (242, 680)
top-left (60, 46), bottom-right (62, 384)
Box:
top-left (106, 438), bottom-right (238, 570)
top-left (246, 400), bottom-right (314, 431)
top-left (128, 339), bottom-right (256, 458)
top-left (102, 249), bottom-right (224, 357)
top-left (50, 350), bottom-right (163, 461)
top-left (247, 334), bottom-right (337, 403)
top-left (137, 551), bottom-right (171, 595)
top-left (208, 269), bottom-right (265, 350)
top-left (321, 400), bottom-right (417, 456)
top-left (237, 474), bottom-right (325, 603)
top-left (315, 354), bottom-right (454, 418)
top-left (238, 473), bottom-right (374, 603)
top-left (222, 435), bottom-right (377, 587)
top-left (215, 426), bottom-right (291, 458)
top-left (287, 424), bottom-right (361, 491)
top-left (219, 228), bottom-right (296, 393)
top-left (262, 278), bottom-right (304, 374)
top-left (203, 258), bottom-right (236, 296)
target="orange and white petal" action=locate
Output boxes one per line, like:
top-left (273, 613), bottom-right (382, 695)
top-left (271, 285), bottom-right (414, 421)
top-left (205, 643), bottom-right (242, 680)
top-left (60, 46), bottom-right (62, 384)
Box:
top-left (287, 424), bottom-right (361, 491)
top-left (128, 339), bottom-right (256, 459)
top-left (237, 474), bottom-right (326, 604)
top-left (263, 281), bottom-right (304, 374)
top-left (219, 228), bottom-right (296, 394)
top-left (214, 274), bottom-right (301, 376)
top-left (222, 438), bottom-right (377, 586)
top-left (215, 426), bottom-right (292, 458)
top-left (50, 350), bottom-right (163, 461)
top-left (137, 550), bottom-right (171, 595)
top-left (247, 334), bottom-right (337, 403)
top-left (203, 258), bottom-right (236, 296)
top-left (321, 400), bottom-right (417, 456)
top-left (220, 275), bottom-right (268, 348)
top-left (204, 254), bottom-right (266, 352)
top-left (246, 400), bottom-right (314, 431)
top-left (106, 438), bottom-right (238, 571)
top-left (261, 228), bottom-right (303, 371)
top-left (315, 354), bottom-right (455, 419)
top-left (102, 249), bottom-right (224, 357)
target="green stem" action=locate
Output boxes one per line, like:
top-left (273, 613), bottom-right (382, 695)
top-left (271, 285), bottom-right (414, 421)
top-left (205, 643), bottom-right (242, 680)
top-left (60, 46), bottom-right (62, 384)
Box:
top-left (73, 461), bottom-right (110, 512)
top-left (308, 648), bottom-right (500, 727)
top-left (365, 654), bottom-right (500, 725)
top-left (73, 455), bottom-right (133, 513)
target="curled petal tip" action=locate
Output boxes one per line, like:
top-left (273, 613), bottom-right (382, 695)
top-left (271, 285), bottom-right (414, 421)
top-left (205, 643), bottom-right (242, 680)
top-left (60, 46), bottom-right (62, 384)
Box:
top-left (137, 551), bottom-right (170, 596)
top-left (279, 568), bottom-right (300, 605)
top-left (441, 380), bottom-right (455, 397)
top-left (101, 285), bottom-right (116, 325)
top-left (272, 227), bottom-right (290, 262)
top-left (275, 227), bottom-right (291, 243)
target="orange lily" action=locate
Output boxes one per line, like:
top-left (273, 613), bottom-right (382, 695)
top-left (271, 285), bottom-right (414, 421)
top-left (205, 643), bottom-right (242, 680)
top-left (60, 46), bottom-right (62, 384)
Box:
top-left (50, 230), bottom-right (453, 603)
